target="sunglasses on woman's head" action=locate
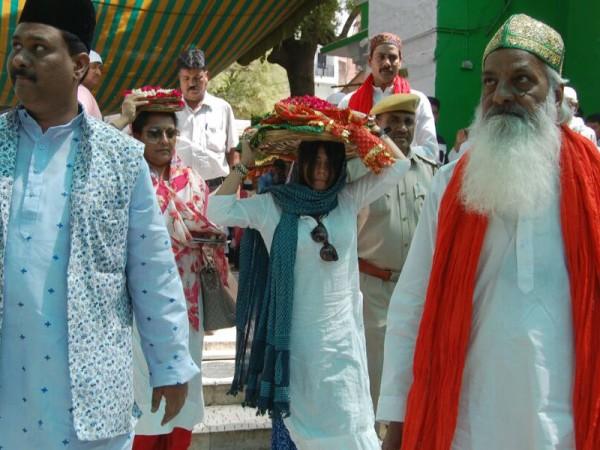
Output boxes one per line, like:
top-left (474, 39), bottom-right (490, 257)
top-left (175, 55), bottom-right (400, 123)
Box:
top-left (311, 220), bottom-right (339, 262)
top-left (145, 127), bottom-right (179, 143)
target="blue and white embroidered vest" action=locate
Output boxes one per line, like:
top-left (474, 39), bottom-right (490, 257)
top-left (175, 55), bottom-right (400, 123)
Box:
top-left (0, 110), bottom-right (144, 440)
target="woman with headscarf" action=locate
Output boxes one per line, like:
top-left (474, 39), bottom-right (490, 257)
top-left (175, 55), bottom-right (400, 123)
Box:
top-left (126, 93), bottom-right (228, 450)
top-left (207, 122), bottom-right (409, 449)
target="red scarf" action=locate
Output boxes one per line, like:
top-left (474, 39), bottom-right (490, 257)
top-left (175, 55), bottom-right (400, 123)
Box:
top-left (348, 74), bottom-right (411, 114)
top-left (401, 125), bottom-right (600, 450)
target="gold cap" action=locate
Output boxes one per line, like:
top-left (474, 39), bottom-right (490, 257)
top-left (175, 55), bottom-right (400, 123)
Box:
top-left (483, 14), bottom-right (564, 73)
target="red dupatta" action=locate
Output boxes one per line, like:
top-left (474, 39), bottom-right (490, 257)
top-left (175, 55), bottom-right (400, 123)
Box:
top-left (348, 74), bottom-right (411, 114)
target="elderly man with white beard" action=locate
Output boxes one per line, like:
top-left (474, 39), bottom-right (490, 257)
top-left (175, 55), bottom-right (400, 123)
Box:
top-left (378, 14), bottom-right (600, 450)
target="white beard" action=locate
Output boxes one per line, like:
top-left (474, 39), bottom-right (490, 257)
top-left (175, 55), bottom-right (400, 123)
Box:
top-left (460, 95), bottom-right (562, 218)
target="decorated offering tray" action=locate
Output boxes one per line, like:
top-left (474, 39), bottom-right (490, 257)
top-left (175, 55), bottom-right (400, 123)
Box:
top-left (244, 96), bottom-right (393, 173)
top-left (123, 86), bottom-right (185, 112)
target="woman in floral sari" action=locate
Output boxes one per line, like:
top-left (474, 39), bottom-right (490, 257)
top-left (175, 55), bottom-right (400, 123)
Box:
top-left (130, 107), bottom-right (228, 450)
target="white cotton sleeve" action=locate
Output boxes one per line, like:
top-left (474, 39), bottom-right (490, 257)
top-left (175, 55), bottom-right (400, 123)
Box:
top-left (411, 89), bottom-right (439, 161)
top-left (337, 92), bottom-right (353, 110)
top-left (225, 103), bottom-right (239, 151)
top-left (206, 193), bottom-right (277, 231)
top-left (126, 163), bottom-right (200, 388)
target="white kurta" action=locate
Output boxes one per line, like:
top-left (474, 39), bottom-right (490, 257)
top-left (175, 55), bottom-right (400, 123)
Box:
top-left (378, 162), bottom-right (575, 449)
top-left (208, 159), bottom-right (410, 450)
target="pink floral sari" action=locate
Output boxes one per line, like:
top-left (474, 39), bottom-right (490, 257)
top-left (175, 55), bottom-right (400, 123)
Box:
top-left (151, 157), bottom-right (229, 331)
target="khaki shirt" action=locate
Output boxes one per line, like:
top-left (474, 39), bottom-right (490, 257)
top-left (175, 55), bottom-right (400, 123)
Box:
top-left (348, 149), bottom-right (437, 272)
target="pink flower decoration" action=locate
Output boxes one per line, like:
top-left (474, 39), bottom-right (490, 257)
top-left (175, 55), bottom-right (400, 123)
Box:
top-left (280, 95), bottom-right (335, 111)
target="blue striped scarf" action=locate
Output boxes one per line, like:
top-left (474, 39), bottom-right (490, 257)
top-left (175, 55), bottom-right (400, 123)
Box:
top-left (230, 165), bottom-right (346, 418)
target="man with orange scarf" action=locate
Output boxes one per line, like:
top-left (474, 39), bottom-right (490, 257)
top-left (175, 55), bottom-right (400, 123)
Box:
top-left (339, 33), bottom-right (438, 160)
top-left (378, 14), bottom-right (600, 450)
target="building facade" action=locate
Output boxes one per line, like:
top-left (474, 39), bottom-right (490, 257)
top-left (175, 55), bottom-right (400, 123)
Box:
top-left (325, 0), bottom-right (600, 149)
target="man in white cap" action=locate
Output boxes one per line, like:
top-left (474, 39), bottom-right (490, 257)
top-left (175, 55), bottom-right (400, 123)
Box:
top-left (563, 86), bottom-right (597, 144)
top-left (347, 93), bottom-right (436, 435)
top-left (76, 49), bottom-right (102, 119)
top-left (82, 49), bottom-right (103, 92)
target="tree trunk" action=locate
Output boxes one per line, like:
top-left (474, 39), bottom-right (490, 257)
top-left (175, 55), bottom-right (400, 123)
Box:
top-left (268, 38), bottom-right (317, 97)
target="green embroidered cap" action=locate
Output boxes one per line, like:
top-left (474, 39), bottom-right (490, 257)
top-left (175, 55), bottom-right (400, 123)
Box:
top-left (483, 14), bottom-right (565, 73)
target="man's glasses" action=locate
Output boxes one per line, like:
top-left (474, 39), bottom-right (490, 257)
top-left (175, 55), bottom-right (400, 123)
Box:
top-left (311, 219), bottom-right (339, 262)
top-left (145, 127), bottom-right (179, 143)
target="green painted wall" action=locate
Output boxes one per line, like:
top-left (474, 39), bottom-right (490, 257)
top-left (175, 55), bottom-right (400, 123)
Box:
top-left (563, 1), bottom-right (600, 118)
top-left (434, 0), bottom-right (599, 148)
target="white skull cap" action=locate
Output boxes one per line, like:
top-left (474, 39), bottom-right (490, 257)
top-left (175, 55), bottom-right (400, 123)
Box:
top-left (89, 50), bottom-right (102, 64)
top-left (564, 86), bottom-right (578, 103)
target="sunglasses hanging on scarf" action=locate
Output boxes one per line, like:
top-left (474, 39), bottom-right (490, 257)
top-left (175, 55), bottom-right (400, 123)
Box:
top-left (310, 216), bottom-right (339, 262)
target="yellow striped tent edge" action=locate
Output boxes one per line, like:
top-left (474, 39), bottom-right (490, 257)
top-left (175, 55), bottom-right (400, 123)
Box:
top-left (0, 0), bottom-right (311, 113)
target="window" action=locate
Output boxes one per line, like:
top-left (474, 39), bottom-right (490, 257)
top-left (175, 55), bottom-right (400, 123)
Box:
top-left (315, 53), bottom-right (336, 78)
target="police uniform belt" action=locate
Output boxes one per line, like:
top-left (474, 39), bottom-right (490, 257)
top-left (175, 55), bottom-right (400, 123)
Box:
top-left (358, 258), bottom-right (400, 282)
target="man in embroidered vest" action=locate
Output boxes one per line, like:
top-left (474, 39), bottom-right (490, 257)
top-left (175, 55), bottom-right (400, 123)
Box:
top-left (379, 14), bottom-right (600, 450)
top-left (338, 32), bottom-right (439, 160)
top-left (346, 94), bottom-right (436, 436)
top-left (0, 1), bottom-right (199, 449)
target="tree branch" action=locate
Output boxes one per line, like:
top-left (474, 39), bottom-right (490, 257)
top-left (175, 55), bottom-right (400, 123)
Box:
top-left (237, 0), bottom-right (322, 66)
top-left (267, 42), bottom-right (291, 68)
top-left (337, 5), bottom-right (361, 40)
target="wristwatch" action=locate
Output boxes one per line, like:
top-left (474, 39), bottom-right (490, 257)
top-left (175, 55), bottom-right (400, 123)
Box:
top-left (232, 163), bottom-right (249, 177)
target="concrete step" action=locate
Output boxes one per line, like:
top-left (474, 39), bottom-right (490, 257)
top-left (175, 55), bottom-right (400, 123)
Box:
top-left (196, 323), bottom-right (272, 449)
top-left (203, 350), bottom-right (236, 361)
top-left (202, 359), bottom-right (235, 379)
top-left (202, 359), bottom-right (241, 406)
top-left (203, 327), bottom-right (236, 360)
top-left (191, 404), bottom-right (272, 450)
top-left (203, 379), bottom-right (242, 406)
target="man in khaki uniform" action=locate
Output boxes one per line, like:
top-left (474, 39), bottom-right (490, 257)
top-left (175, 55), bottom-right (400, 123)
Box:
top-left (347, 93), bottom-right (437, 421)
